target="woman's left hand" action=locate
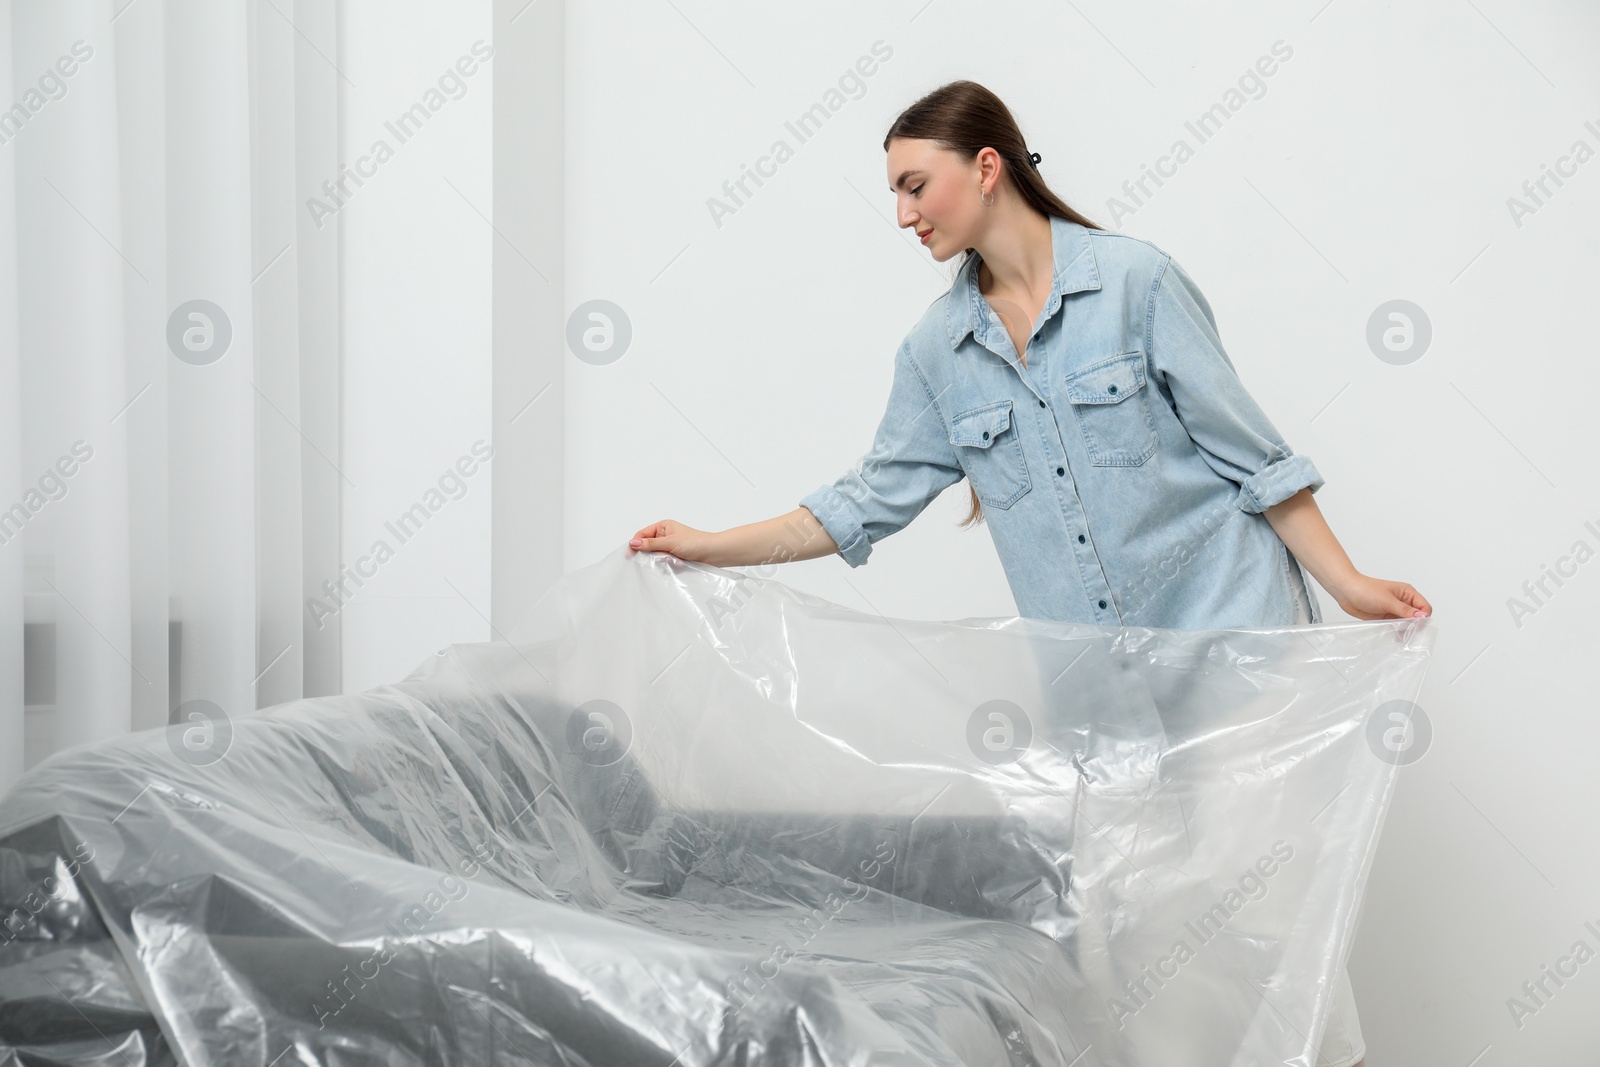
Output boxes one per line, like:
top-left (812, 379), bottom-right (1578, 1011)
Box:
top-left (1333, 574), bottom-right (1433, 620)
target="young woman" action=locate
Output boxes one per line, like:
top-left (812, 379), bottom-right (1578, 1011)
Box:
top-left (629, 80), bottom-right (1430, 1065)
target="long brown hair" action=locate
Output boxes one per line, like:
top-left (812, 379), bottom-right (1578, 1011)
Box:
top-left (884, 80), bottom-right (1104, 528)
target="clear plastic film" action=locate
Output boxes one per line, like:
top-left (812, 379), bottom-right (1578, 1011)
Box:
top-left (0, 549), bottom-right (1434, 1066)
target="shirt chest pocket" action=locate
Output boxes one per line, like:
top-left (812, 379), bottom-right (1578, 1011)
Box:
top-left (1062, 351), bottom-right (1158, 467)
top-left (948, 398), bottom-right (1032, 509)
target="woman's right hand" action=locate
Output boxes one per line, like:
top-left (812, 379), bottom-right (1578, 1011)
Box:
top-left (628, 520), bottom-right (721, 565)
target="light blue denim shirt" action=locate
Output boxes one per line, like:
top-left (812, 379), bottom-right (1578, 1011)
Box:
top-left (799, 216), bottom-right (1326, 629)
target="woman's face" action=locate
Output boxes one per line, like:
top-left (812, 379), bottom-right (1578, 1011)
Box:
top-left (887, 138), bottom-right (984, 263)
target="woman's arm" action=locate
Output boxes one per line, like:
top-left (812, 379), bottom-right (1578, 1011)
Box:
top-left (1263, 488), bottom-right (1432, 620)
top-left (628, 506), bottom-right (840, 568)
top-left (631, 339), bottom-right (965, 571)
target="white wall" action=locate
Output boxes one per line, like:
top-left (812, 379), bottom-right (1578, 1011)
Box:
top-left (565, 1), bottom-right (1600, 1063)
top-left (338, 0), bottom-right (495, 693)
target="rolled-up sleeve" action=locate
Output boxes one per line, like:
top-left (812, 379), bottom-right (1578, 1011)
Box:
top-left (1147, 254), bottom-right (1325, 514)
top-left (799, 341), bottom-right (965, 567)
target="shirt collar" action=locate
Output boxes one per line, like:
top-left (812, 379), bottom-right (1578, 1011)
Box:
top-left (945, 214), bottom-right (1101, 350)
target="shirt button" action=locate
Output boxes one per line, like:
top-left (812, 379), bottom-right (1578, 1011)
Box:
top-left (1078, 534), bottom-right (1085, 543)
top-left (1056, 466), bottom-right (1065, 476)
top-left (1098, 599), bottom-right (1107, 609)
top-left (1038, 399), bottom-right (1046, 407)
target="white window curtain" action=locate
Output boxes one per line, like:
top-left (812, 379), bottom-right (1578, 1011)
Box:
top-left (0, 0), bottom-right (343, 796)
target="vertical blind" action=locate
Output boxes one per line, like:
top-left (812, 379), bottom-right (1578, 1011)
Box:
top-left (0, 0), bottom-right (343, 796)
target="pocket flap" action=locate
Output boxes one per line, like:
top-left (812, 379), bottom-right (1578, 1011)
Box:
top-left (948, 399), bottom-right (1013, 448)
top-left (1063, 352), bottom-right (1145, 404)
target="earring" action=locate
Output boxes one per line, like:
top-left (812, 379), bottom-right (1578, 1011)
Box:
top-left (980, 185), bottom-right (995, 207)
